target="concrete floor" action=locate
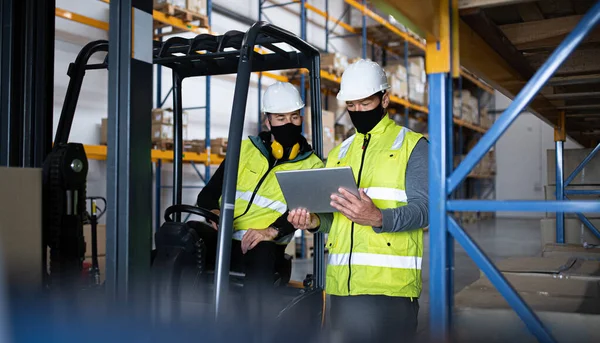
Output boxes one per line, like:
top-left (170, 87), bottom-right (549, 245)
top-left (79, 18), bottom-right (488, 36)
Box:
top-left (290, 217), bottom-right (543, 335)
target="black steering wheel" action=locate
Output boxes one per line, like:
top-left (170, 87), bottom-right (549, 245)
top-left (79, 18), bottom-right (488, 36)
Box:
top-left (163, 204), bottom-right (219, 224)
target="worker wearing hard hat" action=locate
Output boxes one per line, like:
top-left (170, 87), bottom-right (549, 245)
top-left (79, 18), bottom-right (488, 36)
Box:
top-left (288, 59), bottom-right (428, 343)
top-left (195, 81), bottom-right (323, 322)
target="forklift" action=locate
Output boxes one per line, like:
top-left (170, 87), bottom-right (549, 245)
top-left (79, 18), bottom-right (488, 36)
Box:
top-left (43, 21), bottom-right (327, 338)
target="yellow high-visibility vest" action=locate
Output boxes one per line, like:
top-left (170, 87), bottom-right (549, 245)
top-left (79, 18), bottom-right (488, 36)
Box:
top-left (325, 115), bottom-right (424, 297)
top-left (220, 136), bottom-right (324, 244)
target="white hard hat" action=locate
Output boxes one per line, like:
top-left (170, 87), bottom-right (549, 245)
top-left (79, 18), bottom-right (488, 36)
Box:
top-left (336, 59), bottom-right (390, 101)
top-left (262, 81), bottom-right (305, 114)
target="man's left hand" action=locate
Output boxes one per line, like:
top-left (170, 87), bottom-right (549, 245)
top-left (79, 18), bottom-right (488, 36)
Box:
top-left (331, 188), bottom-right (383, 227)
top-left (241, 227), bottom-right (278, 254)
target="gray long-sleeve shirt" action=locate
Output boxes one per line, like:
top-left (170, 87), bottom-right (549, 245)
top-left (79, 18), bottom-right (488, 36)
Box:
top-left (315, 137), bottom-right (429, 233)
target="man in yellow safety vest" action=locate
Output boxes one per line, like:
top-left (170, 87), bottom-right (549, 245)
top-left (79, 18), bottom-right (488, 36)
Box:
top-left (195, 81), bottom-right (324, 324)
top-left (288, 59), bottom-right (429, 343)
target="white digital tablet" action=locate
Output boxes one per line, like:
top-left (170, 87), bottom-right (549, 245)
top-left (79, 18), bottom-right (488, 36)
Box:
top-left (275, 166), bottom-right (359, 213)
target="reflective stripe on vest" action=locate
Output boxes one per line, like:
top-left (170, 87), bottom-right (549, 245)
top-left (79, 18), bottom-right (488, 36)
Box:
top-left (324, 115), bottom-right (424, 298)
top-left (235, 190), bottom-right (287, 214)
top-left (328, 253), bottom-right (422, 270)
top-left (363, 187), bottom-right (407, 202)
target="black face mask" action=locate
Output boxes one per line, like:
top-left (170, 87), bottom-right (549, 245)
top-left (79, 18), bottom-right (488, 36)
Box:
top-left (348, 102), bottom-right (385, 134)
top-left (270, 122), bottom-right (302, 148)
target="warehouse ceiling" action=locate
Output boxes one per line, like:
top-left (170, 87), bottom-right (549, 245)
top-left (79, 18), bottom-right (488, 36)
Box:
top-left (459, 0), bottom-right (600, 147)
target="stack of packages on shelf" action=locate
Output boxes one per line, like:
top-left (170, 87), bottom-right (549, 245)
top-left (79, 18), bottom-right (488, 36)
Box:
top-left (100, 111), bottom-right (188, 148)
top-left (384, 62), bottom-right (408, 99)
top-left (408, 57), bottom-right (427, 106)
top-left (153, 0), bottom-right (207, 15)
top-left (304, 106), bottom-right (336, 158)
top-left (151, 108), bottom-right (189, 150)
top-left (466, 137), bottom-right (496, 176)
top-left (182, 138), bottom-right (228, 156)
top-left (479, 107), bottom-right (493, 129)
top-left (453, 89), bottom-right (479, 124)
top-left (321, 52), bottom-right (349, 77)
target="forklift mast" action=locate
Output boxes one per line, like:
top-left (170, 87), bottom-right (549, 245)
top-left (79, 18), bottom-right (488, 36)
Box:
top-left (42, 40), bottom-right (108, 289)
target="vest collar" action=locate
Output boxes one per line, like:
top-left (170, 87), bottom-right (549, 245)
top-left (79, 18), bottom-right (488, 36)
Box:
top-left (354, 113), bottom-right (396, 137)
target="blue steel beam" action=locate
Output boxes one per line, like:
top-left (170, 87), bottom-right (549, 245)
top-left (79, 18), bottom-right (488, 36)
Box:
top-left (428, 72), bottom-right (450, 337)
top-left (575, 212), bottom-right (600, 240)
top-left (361, 0), bottom-right (367, 59)
top-left (447, 2), bottom-right (600, 194)
top-left (447, 217), bottom-right (557, 343)
top-left (447, 200), bottom-right (600, 212)
top-left (556, 140), bottom-right (565, 243)
top-left (565, 189), bottom-right (600, 195)
top-left (564, 142), bottom-right (600, 187)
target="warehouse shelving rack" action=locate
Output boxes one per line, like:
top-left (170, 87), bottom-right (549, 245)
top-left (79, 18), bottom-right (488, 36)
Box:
top-left (417, 0), bottom-right (600, 342)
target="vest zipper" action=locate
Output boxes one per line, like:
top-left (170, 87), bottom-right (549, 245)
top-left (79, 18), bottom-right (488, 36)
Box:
top-left (347, 133), bottom-right (371, 294)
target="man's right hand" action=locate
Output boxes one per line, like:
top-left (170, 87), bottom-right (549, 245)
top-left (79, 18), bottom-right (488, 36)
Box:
top-left (288, 208), bottom-right (320, 230)
top-left (209, 209), bottom-right (220, 231)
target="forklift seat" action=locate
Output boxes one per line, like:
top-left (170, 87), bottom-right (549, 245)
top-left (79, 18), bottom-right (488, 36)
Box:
top-left (153, 220), bottom-right (292, 289)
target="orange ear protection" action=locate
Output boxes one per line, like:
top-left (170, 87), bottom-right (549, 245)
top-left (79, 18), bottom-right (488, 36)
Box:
top-left (271, 140), bottom-right (300, 160)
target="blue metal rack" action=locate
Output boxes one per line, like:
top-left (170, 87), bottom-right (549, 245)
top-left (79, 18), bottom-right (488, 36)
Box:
top-left (154, 0), bottom-right (212, 231)
top-left (428, 1), bottom-right (600, 342)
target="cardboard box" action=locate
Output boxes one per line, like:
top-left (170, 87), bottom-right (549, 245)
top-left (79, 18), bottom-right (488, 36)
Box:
top-left (83, 224), bottom-right (106, 258)
top-left (408, 57), bottom-right (426, 82)
top-left (152, 108), bottom-right (189, 126)
top-left (100, 118), bottom-right (108, 145)
top-left (304, 106), bottom-right (336, 158)
top-left (186, 0), bottom-right (206, 15)
top-left (152, 123), bottom-right (188, 142)
top-left (408, 80), bottom-right (427, 105)
top-left (154, 0), bottom-right (186, 9)
top-left (321, 52), bottom-right (348, 75)
top-left (0, 167), bottom-right (43, 291)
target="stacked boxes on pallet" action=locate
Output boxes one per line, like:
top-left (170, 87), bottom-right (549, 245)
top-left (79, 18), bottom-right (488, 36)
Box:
top-left (321, 52), bottom-right (349, 77)
top-left (152, 108), bottom-right (189, 148)
top-left (453, 89), bottom-right (479, 124)
top-left (383, 57), bottom-right (427, 105)
top-left (385, 63), bottom-right (408, 99)
top-left (304, 106), bottom-right (336, 158)
top-left (408, 57), bottom-right (427, 105)
top-left (153, 0), bottom-right (206, 15)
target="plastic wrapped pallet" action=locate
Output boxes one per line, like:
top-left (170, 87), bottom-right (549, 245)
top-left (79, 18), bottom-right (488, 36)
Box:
top-left (409, 79), bottom-right (427, 105)
top-left (152, 108), bottom-right (189, 126)
top-left (321, 52), bottom-right (348, 76)
top-left (154, 0), bottom-right (206, 15)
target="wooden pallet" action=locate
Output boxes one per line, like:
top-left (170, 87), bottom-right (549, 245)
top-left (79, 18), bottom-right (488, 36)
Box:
top-left (153, 139), bottom-right (174, 151)
top-left (153, 3), bottom-right (209, 37)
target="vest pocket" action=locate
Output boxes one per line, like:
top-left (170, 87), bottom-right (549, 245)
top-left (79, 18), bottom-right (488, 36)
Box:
top-left (368, 231), bottom-right (408, 255)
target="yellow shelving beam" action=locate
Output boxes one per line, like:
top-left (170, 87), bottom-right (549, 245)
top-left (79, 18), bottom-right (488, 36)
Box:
top-left (85, 145), bottom-right (225, 164)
